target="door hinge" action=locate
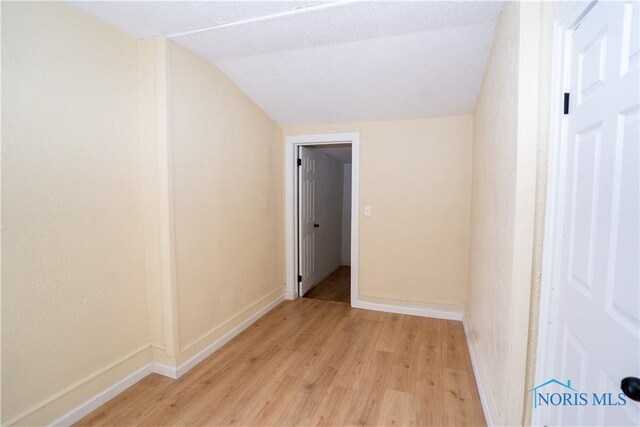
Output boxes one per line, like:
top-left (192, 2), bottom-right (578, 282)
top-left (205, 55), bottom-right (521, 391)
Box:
top-left (297, 158), bottom-right (302, 166)
top-left (563, 93), bottom-right (570, 115)
top-left (297, 274), bottom-right (302, 283)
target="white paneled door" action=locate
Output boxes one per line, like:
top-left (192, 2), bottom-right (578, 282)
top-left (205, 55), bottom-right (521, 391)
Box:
top-left (545, 1), bottom-right (639, 425)
top-left (298, 147), bottom-right (320, 296)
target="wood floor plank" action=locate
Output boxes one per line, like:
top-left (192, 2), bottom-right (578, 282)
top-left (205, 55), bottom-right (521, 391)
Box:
top-left (359, 350), bottom-right (394, 387)
top-left (343, 379), bottom-right (388, 426)
top-left (388, 315), bottom-right (420, 393)
top-left (309, 385), bottom-right (351, 426)
top-left (441, 320), bottom-right (467, 371)
top-left (275, 365), bottom-right (337, 426)
top-left (247, 374), bottom-right (300, 426)
top-left (467, 369), bottom-right (487, 426)
top-left (378, 389), bottom-right (414, 427)
top-left (303, 266), bottom-right (350, 303)
top-left (413, 318), bottom-right (444, 426)
top-left (374, 312), bottom-right (402, 353)
top-left (334, 318), bottom-right (381, 389)
top-left (442, 367), bottom-right (485, 426)
top-left (74, 299), bottom-right (485, 427)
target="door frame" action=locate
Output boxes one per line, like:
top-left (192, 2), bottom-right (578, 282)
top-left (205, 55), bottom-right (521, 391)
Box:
top-left (533, 2), bottom-right (598, 426)
top-left (284, 132), bottom-right (360, 305)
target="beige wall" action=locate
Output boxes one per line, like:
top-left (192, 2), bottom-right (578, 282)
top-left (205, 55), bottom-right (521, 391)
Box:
top-left (1, 3), bottom-right (285, 424)
top-left (1, 2), bottom-right (151, 424)
top-left (466, 2), bottom-right (519, 424)
top-left (286, 116), bottom-right (472, 309)
top-left (465, 4), bottom-right (520, 424)
top-left (168, 42), bottom-right (284, 363)
top-left (465, 2), bottom-right (551, 425)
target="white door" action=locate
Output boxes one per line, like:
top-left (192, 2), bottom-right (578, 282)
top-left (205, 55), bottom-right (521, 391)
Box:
top-left (545, 1), bottom-right (639, 425)
top-left (298, 146), bottom-right (320, 296)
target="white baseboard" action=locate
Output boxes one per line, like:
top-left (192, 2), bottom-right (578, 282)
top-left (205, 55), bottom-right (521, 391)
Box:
top-left (284, 291), bottom-right (295, 300)
top-left (151, 362), bottom-right (178, 379)
top-left (34, 292), bottom-right (284, 426)
top-left (463, 315), bottom-right (494, 426)
top-left (352, 297), bottom-right (463, 321)
top-left (175, 292), bottom-right (284, 378)
top-left (3, 344), bottom-right (151, 427)
top-left (26, 292), bottom-right (475, 427)
top-left (49, 363), bottom-right (152, 426)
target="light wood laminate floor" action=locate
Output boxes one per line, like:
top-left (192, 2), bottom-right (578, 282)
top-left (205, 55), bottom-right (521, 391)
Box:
top-left (304, 266), bottom-right (351, 304)
top-left (75, 298), bottom-right (485, 426)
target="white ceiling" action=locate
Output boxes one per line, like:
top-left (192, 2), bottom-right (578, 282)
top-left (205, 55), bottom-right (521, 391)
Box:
top-left (69, 1), bottom-right (503, 126)
top-left (311, 144), bottom-right (352, 163)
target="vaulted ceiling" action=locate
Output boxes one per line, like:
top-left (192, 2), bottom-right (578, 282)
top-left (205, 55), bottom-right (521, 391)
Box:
top-left (70, 1), bottom-right (503, 126)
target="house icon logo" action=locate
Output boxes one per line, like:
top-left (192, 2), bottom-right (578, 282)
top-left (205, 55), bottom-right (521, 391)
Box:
top-left (530, 379), bottom-right (577, 393)
top-left (530, 378), bottom-right (581, 408)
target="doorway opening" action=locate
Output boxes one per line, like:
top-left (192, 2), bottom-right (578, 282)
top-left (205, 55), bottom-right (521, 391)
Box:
top-left (297, 144), bottom-right (352, 304)
top-left (284, 133), bottom-right (360, 306)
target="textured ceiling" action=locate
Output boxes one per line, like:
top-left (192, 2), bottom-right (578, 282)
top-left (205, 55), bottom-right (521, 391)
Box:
top-left (69, 1), bottom-right (324, 38)
top-left (69, 1), bottom-right (503, 126)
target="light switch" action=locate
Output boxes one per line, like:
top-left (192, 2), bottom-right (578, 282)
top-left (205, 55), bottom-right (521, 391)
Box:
top-left (364, 206), bottom-right (372, 217)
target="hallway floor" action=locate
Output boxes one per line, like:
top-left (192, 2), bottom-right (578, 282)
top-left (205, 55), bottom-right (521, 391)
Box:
top-left (304, 265), bottom-right (351, 304)
top-left (75, 298), bottom-right (485, 426)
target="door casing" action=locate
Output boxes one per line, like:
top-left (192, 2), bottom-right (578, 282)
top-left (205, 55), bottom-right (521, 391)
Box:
top-left (284, 133), bottom-right (360, 305)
